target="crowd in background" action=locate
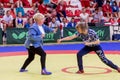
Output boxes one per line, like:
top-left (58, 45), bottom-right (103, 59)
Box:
top-left (0, 0), bottom-right (120, 39)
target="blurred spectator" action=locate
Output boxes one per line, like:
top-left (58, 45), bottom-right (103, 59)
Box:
top-left (15, 0), bottom-right (25, 16)
top-left (80, 8), bottom-right (89, 23)
top-left (98, 7), bottom-right (104, 17)
top-left (102, 1), bottom-right (112, 18)
top-left (115, 0), bottom-right (120, 4)
top-left (92, 7), bottom-right (104, 23)
top-left (32, 1), bottom-right (39, 13)
top-left (32, 0), bottom-right (40, 10)
top-left (48, 0), bottom-right (59, 9)
top-left (38, 0), bottom-right (51, 17)
top-left (10, 4), bottom-right (16, 19)
top-left (109, 16), bottom-right (118, 25)
top-left (10, 5), bottom-right (16, 28)
top-left (0, 2), bottom-right (5, 16)
top-left (111, 1), bottom-right (119, 17)
top-left (94, 0), bottom-right (104, 7)
top-left (15, 12), bottom-right (24, 28)
top-left (61, 17), bottom-right (68, 27)
top-left (49, 17), bottom-right (59, 30)
top-left (67, 17), bottom-right (76, 28)
top-left (86, 7), bottom-right (92, 16)
top-left (44, 17), bottom-right (52, 26)
top-left (2, 10), bottom-right (13, 32)
top-left (24, 17), bottom-right (33, 28)
top-left (26, 10), bottom-right (35, 17)
top-left (92, 8), bottom-right (99, 23)
top-left (113, 17), bottom-right (118, 25)
top-left (56, 0), bottom-right (66, 22)
top-left (98, 7), bottom-right (104, 23)
top-left (60, 17), bottom-right (68, 38)
top-left (90, 0), bottom-right (97, 8)
top-left (21, 0), bottom-right (30, 7)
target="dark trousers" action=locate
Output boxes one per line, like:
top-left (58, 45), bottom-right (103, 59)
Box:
top-left (77, 45), bottom-right (118, 70)
top-left (21, 46), bottom-right (46, 69)
top-left (57, 10), bottom-right (66, 22)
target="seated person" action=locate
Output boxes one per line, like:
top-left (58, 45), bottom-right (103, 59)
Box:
top-left (15, 12), bottom-right (24, 28)
top-left (56, 0), bottom-right (66, 22)
top-left (48, 0), bottom-right (59, 9)
top-left (49, 17), bottom-right (59, 30)
top-left (15, 0), bottom-right (25, 16)
top-left (24, 17), bottom-right (34, 28)
top-left (102, 1), bottom-right (112, 18)
top-left (111, 1), bottom-right (119, 18)
top-left (60, 17), bottom-right (68, 38)
top-left (80, 8), bottom-right (89, 23)
top-left (67, 17), bottom-right (76, 28)
top-left (38, 0), bottom-right (51, 17)
top-left (2, 10), bottom-right (13, 33)
top-left (21, 0), bottom-right (30, 7)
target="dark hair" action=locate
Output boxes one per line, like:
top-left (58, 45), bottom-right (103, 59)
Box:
top-left (71, 17), bottom-right (74, 19)
top-left (6, 10), bottom-right (10, 14)
top-left (75, 22), bottom-right (88, 31)
top-left (106, 1), bottom-right (110, 4)
top-left (113, 1), bottom-right (117, 6)
top-left (39, 0), bottom-right (43, 4)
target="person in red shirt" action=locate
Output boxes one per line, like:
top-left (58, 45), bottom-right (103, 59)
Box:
top-left (21, 0), bottom-right (30, 7)
top-left (38, 0), bottom-right (51, 17)
top-left (102, 1), bottom-right (112, 18)
top-left (38, 3), bottom-right (47, 14)
top-left (56, 0), bottom-right (66, 22)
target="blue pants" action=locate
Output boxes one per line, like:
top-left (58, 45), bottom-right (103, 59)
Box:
top-left (77, 45), bottom-right (118, 70)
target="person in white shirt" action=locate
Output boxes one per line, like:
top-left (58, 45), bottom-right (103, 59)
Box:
top-left (80, 8), bottom-right (89, 23)
top-left (60, 17), bottom-right (68, 38)
top-left (61, 17), bottom-right (68, 27)
top-left (2, 10), bottom-right (13, 32)
top-left (49, 17), bottom-right (59, 30)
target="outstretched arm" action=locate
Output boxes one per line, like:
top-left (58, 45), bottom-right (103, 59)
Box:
top-left (57, 34), bottom-right (78, 43)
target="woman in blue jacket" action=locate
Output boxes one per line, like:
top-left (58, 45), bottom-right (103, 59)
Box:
top-left (19, 13), bottom-right (56, 75)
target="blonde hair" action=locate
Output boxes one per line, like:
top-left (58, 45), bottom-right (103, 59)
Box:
top-left (75, 22), bottom-right (88, 31)
top-left (33, 13), bottom-right (45, 22)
